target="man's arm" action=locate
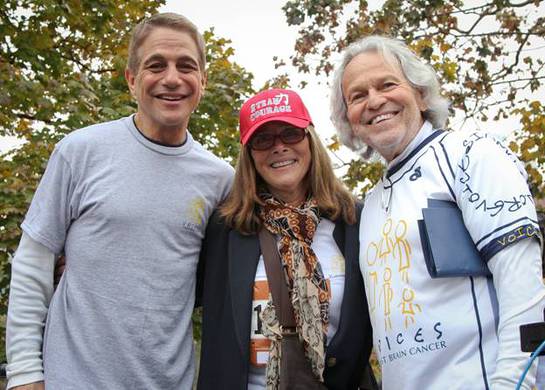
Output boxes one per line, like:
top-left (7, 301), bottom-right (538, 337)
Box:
top-left (449, 132), bottom-right (545, 389)
top-left (6, 232), bottom-right (55, 389)
top-left (10, 382), bottom-right (44, 390)
top-left (488, 237), bottom-right (545, 390)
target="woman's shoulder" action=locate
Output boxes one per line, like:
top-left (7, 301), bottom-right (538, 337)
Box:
top-left (355, 200), bottom-right (364, 216)
top-left (204, 210), bottom-right (231, 240)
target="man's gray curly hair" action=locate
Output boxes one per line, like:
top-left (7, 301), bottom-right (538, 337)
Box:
top-left (330, 35), bottom-right (450, 159)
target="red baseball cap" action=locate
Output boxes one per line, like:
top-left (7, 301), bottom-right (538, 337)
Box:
top-left (239, 89), bottom-right (313, 145)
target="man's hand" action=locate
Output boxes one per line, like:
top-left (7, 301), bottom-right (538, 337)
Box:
top-left (11, 381), bottom-right (45, 390)
top-left (54, 255), bottom-right (66, 288)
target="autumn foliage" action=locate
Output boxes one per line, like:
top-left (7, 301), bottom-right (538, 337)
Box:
top-left (280, 0), bottom-right (545, 197)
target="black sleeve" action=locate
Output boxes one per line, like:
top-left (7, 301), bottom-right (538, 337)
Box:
top-left (359, 363), bottom-right (378, 390)
top-left (356, 200), bottom-right (378, 390)
top-left (195, 210), bottom-right (224, 308)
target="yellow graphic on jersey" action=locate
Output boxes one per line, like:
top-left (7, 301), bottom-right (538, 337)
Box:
top-left (381, 267), bottom-right (394, 331)
top-left (398, 288), bottom-right (421, 328)
top-left (393, 220), bottom-right (411, 283)
top-left (378, 219), bottom-right (394, 263)
top-left (187, 197), bottom-right (206, 226)
top-left (365, 218), bottom-right (419, 329)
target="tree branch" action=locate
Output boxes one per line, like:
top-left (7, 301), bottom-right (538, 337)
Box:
top-left (15, 113), bottom-right (54, 125)
top-left (58, 53), bottom-right (115, 74)
top-left (491, 75), bottom-right (545, 86)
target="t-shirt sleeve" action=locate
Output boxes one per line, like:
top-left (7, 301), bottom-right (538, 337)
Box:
top-left (219, 165), bottom-right (235, 203)
top-left (452, 133), bottom-right (542, 262)
top-left (22, 145), bottom-right (76, 254)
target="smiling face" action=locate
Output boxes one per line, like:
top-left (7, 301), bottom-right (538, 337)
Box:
top-left (341, 51), bottom-right (426, 162)
top-left (125, 27), bottom-right (206, 145)
top-left (250, 121), bottom-right (311, 205)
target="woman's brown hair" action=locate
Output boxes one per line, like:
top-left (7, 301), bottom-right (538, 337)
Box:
top-left (220, 125), bottom-right (356, 234)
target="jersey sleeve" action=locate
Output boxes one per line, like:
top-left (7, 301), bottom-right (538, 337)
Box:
top-left (21, 145), bottom-right (77, 254)
top-left (451, 132), bottom-right (542, 262)
top-left (488, 238), bottom-right (544, 389)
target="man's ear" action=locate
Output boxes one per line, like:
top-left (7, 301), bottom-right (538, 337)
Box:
top-left (125, 68), bottom-right (136, 97)
top-left (417, 90), bottom-right (427, 112)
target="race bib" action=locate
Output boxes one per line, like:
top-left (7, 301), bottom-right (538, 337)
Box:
top-left (249, 278), bottom-right (332, 367)
top-left (250, 279), bottom-right (271, 367)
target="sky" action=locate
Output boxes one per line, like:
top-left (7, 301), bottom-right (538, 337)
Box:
top-left (160, 1), bottom-right (307, 87)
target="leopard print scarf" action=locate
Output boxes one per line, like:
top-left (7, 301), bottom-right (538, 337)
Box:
top-left (258, 194), bottom-right (329, 389)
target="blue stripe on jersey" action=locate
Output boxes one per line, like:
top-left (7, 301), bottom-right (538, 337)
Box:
top-left (479, 223), bottom-right (541, 262)
top-left (431, 145), bottom-right (455, 199)
top-left (475, 217), bottom-right (539, 246)
top-left (384, 153), bottom-right (428, 188)
top-left (439, 135), bottom-right (456, 179)
top-left (486, 277), bottom-right (500, 333)
top-left (470, 276), bottom-right (490, 390)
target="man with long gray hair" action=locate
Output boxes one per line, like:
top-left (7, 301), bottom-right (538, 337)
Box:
top-left (331, 35), bottom-right (544, 389)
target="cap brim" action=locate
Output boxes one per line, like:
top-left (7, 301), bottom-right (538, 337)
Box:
top-left (241, 116), bottom-right (312, 145)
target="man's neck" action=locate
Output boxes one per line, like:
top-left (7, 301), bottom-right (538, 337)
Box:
top-left (387, 121), bottom-right (433, 168)
top-left (134, 114), bottom-right (188, 146)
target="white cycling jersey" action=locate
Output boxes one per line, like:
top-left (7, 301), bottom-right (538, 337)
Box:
top-left (359, 121), bottom-right (543, 390)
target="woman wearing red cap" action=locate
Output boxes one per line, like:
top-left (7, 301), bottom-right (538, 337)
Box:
top-left (197, 89), bottom-right (375, 390)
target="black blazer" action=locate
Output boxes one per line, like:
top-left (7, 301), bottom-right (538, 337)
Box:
top-left (197, 204), bottom-right (373, 390)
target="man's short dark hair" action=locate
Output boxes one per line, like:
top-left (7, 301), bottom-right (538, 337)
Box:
top-left (127, 12), bottom-right (206, 73)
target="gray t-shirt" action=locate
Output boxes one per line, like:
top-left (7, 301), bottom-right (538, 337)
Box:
top-left (22, 116), bottom-right (234, 389)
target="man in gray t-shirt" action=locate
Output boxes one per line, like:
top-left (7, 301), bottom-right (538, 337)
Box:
top-left (6, 13), bottom-right (234, 390)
